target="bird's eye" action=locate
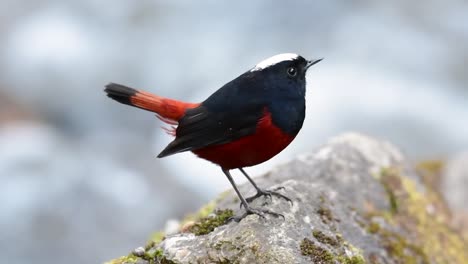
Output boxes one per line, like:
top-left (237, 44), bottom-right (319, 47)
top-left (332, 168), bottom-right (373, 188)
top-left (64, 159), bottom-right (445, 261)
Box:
top-left (287, 67), bottom-right (297, 77)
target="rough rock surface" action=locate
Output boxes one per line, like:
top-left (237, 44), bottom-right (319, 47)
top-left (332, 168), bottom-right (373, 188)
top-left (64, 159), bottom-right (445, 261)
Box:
top-left (442, 152), bottom-right (468, 213)
top-left (441, 152), bottom-right (468, 242)
top-left (107, 133), bottom-right (468, 264)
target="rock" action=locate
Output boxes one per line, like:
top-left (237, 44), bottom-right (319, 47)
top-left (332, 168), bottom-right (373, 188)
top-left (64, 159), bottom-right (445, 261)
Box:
top-left (441, 152), bottom-right (468, 241)
top-left (106, 133), bottom-right (468, 264)
top-left (442, 152), bottom-right (468, 213)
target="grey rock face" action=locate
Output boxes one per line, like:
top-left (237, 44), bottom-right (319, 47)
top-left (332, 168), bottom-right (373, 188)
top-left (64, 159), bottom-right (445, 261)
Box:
top-left (442, 152), bottom-right (468, 241)
top-left (109, 133), bottom-right (467, 264)
top-left (442, 152), bottom-right (468, 212)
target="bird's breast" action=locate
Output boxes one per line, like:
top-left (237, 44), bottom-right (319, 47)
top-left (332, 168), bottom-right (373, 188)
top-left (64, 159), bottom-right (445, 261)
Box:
top-left (268, 97), bottom-right (306, 135)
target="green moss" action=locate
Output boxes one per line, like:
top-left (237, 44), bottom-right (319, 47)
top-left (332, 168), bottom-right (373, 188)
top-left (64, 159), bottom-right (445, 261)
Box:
top-left (300, 238), bottom-right (334, 263)
top-left (149, 231), bottom-right (165, 244)
top-left (377, 228), bottom-right (429, 264)
top-left (416, 160), bottom-right (444, 175)
top-left (213, 259), bottom-right (231, 264)
top-left (305, 229), bottom-right (365, 263)
top-left (316, 194), bottom-right (338, 225)
top-left (187, 209), bottom-right (234, 236)
top-left (366, 167), bottom-right (468, 264)
top-left (105, 192), bottom-right (236, 264)
top-left (367, 222), bottom-right (380, 234)
top-left (300, 236), bottom-right (366, 264)
top-left (379, 168), bottom-right (400, 214)
top-left (104, 254), bottom-right (138, 264)
top-left (415, 159), bottom-right (444, 192)
top-left (144, 231), bottom-right (165, 251)
top-left (317, 205), bottom-right (334, 223)
top-left (181, 190), bottom-right (232, 227)
top-left (153, 249), bottom-right (176, 264)
top-left (335, 234), bottom-right (344, 244)
top-left (312, 230), bottom-right (339, 247)
top-left (319, 194), bottom-right (326, 203)
top-left (182, 200), bottom-right (217, 225)
top-left (336, 255), bottom-right (366, 264)
top-left (105, 241), bottom-right (176, 264)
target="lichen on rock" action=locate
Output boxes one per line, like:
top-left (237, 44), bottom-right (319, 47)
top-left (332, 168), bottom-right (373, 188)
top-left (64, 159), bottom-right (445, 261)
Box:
top-left (362, 166), bottom-right (466, 263)
top-left (105, 133), bottom-right (468, 264)
top-left (185, 209), bottom-right (234, 236)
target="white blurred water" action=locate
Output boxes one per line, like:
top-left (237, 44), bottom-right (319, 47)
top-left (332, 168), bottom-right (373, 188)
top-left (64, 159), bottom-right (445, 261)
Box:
top-left (0, 1), bottom-right (467, 263)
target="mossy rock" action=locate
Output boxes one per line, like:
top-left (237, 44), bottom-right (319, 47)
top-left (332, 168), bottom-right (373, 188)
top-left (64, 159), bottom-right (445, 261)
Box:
top-left (105, 133), bottom-right (468, 264)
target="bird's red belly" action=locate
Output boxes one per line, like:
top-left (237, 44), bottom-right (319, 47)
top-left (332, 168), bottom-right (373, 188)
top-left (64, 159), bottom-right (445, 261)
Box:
top-left (193, 111), bottom-right (296, 169)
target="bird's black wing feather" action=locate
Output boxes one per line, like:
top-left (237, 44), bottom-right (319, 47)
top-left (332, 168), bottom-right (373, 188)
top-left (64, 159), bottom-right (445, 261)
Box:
top-left (157, 70), bottom-right (269, 158)
top-left (157, 104), bottom-right (263, 157)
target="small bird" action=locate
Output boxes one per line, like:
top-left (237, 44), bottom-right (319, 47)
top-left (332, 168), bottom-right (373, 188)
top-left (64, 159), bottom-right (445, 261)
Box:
top-left (105, 53), bottom-right (321, 221)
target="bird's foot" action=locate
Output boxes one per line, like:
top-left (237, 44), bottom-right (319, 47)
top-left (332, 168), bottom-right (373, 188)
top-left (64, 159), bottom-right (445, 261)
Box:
top-left (241, 187), bottom-right (292, 207)
top-left (229, 206), bottom-right (284, 222)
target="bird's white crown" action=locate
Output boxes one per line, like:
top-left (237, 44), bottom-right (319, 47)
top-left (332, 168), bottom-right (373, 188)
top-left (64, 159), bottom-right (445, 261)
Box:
top-left (251, 53), bottom-right (299, 72)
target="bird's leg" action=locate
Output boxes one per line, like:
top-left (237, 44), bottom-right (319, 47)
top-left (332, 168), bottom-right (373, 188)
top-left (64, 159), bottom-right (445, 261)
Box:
top-left (222, 169), bottom-right (284, 222)
top-left (239, 168), bottom-right (292, 205)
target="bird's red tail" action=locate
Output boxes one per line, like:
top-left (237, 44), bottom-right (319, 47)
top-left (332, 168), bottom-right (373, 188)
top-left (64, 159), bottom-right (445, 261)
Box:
top-left (104, 83), bottom-right (200, 122)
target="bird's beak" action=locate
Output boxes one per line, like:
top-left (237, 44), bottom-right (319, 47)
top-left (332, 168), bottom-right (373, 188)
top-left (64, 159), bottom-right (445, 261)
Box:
top-left (306, 58), bottom-right (323, 70)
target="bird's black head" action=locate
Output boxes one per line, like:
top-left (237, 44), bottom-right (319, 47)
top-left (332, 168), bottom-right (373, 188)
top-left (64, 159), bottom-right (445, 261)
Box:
top-left (247, 53), bottom-right (322, 99)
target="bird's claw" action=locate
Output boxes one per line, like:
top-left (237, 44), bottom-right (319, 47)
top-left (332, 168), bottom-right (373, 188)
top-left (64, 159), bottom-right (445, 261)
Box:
top-left (229, 206), bottom-right (285, 222)
top-left (240, 187), bottom-right (292, 208)
top-left (272, 186), bottom-right (286, 191)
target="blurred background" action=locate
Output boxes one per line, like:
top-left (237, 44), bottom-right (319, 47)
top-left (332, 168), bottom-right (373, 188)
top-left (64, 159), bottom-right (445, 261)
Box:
top-left (0, 0), bottom-right (467, 263)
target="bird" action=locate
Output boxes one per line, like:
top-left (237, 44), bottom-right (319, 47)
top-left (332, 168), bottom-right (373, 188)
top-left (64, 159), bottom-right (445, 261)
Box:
top-left (104, 53), bottom-right (322, 221)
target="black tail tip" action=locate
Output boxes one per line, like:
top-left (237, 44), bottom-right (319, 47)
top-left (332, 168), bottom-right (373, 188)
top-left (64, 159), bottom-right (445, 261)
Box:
top-left (157, 151), bottom-right (169, 158)
top-left (104, 83), bottom-right (138, 105)
top-left (104, 82), bottom-right (138, 96)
